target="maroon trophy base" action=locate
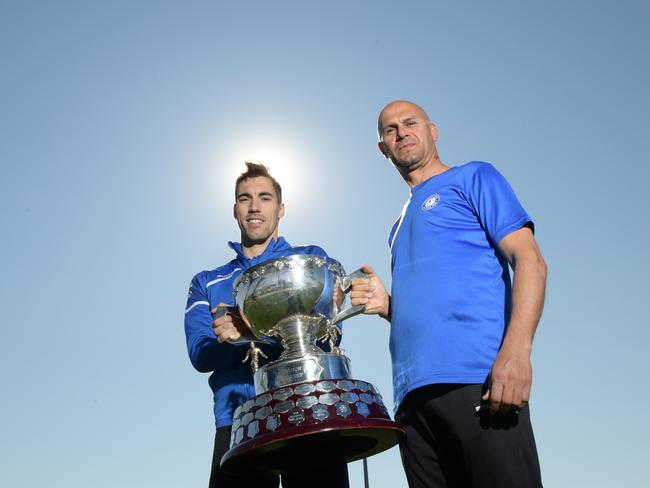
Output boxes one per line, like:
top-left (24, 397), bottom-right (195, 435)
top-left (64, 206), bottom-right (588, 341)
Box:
top-left (220, 378), bottom-right (405, 476)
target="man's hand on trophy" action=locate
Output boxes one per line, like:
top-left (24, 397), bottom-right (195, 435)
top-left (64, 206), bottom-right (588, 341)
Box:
top-left (211, 303), bottom-right (248, 343)
top-left (333, 278), bottom-right (345, 310)
top-left (349, 264), bottom-right (391, 321)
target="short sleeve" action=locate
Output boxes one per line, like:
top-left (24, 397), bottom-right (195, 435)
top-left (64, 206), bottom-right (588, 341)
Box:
top-left (465, 162), bottom-right (533, 245)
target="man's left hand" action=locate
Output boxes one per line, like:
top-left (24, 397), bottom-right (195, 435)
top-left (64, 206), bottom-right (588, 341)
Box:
top-left (482, 345), bottom-right (532, 415)
top-left (212, 303), bottom-right (248, 343)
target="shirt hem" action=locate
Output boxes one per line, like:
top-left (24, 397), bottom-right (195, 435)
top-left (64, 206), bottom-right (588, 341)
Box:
top-left (492, 215), bottom-right (533, 245)
top-left (395, 374), bottom-right (489, 409)
top-left (215, 417), bottom-right (234, 429)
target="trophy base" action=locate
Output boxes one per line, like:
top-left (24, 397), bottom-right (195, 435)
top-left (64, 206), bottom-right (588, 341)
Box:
top-left (255, 352), bottom-right (352, 393)
top-left (221, 378), bottom-right (405, 476)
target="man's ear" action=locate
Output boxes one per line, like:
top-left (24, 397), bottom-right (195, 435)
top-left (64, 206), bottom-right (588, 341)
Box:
top-left (378, 141), bottom-right (388, 159)
top-left (233, 203), bottom-right (237, 219)
top-left (279, 203), bottom-right (285, 219)
top-left (429, 122), bottom-right (439, 142)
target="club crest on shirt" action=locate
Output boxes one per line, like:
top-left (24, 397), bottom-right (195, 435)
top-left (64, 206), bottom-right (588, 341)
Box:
top-left (421, 193), bottom-right (440, 211)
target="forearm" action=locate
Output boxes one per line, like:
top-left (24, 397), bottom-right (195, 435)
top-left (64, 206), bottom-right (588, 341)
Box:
top-left (502, 253), bottom-right (547, 352)
top-left (380, 295), bottom-right (392, 322)
top-left (187, 333), bottom-right (247, 372)
top-left (185, 307), bottom-right (246, 372)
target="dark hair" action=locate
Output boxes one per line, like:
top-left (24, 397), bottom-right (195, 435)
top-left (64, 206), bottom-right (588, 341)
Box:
top-left (235, 161), bottom-right (283, 203)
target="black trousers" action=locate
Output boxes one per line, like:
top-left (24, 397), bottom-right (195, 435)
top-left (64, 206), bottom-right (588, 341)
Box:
top-left (395, 384), bottom-right (543, 488)
top-left (209, 427), bottom-right (350, 488)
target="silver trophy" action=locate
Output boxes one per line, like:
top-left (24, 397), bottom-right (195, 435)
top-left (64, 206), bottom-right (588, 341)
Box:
top-left (220, 254), bottom-right (403, 476)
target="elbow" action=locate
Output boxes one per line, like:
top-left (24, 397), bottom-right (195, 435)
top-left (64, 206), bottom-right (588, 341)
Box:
top-left (190, 355), bottom-right (213, 373)
top-left (516, 248), bottom-right (547, 282)
top-left (537, 254), bottom-right (548, 282)
top-left (190, 352), bottom-right (212, 373)
top-left (187, 338), bottom-right (216, 373)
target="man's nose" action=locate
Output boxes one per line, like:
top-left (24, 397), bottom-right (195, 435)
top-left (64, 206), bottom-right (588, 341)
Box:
top-left (248, 198), bottom-right (261, 211)
top-left (396, 124), bottom-right (408, 139)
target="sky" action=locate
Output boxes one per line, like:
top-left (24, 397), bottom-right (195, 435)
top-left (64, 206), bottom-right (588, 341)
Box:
top-left (1, 0), bottom-right (649, 486)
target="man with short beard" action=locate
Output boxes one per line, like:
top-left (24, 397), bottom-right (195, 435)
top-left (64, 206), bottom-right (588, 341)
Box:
top-left (184, 162), bottom-right (349, 488)
top-left (351, 101), bottom-right (547, 487)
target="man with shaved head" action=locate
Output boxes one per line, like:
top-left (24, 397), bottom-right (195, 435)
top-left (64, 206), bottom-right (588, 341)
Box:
top-left (352, 101), bottom-right (546, 487)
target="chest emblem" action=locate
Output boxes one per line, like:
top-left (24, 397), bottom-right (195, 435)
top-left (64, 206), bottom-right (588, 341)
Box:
top-left (421, 193), bottom-right (440, 211)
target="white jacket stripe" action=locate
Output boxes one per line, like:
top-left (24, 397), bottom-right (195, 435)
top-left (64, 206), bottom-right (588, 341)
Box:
top-left (206, 268), bottom-right (242, 289)
top-left (185, 301), bottom-right (209, 314)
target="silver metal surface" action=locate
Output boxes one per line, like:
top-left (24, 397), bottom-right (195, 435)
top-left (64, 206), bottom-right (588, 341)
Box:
top-left (337, 380), bottom-right (355, 391)
top-left (266, 414), bottom-right (280, 431)
top-left (232, 254), bottom-right (366, 345)
top-left (255, 354), bottom-right (351, 393)
top-left (228, 254), bottom-right (370, 399)
top-left (233, 255), bottom-right (351, 338)
top-left (294, 383), bottom-right (316, 396)
top-left (255, 393), bottom-right (273, 407)
top-left (296, 396), bottom-right (318, 409)
top-left (248, 420), bottom-right (260, 439)
top-left (312, 403), bottom-right (330, 421)
top-left (272, 387), bottom-right (293, 401)
top-left (341, 392), bottom-right (360, 404)
top-left (319, 393), bottom-right (339, 406)
top-left (360, 393), bottom-right (374, 405)
top-left (356, 402), bottom-right (370, 417)
top-left (255, 406), bottom-right (273, 420)
top-left (355, 381), bottom-right (370, 392)
top-left (233, 405), bottom-right (243, 419)
top-left (335, 402), bottom-right (352, 418)
top-left (287, 408), bottom-right (305, 425)
top-left (274, 400), bottom-right (295, 414)
top-left (224, 254), bottom-right (403, 465)
top-left (235, 428), bottom-right (244, 445)
top-left (316, 380), bottom-right (337, 393)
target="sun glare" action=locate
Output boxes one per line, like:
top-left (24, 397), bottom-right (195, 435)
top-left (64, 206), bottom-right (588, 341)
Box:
top-left (217, 138), bottom-right (309, 207)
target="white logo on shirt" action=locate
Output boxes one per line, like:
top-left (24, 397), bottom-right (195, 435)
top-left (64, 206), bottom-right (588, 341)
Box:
top-left (421, 193), bottom-right (440, 210)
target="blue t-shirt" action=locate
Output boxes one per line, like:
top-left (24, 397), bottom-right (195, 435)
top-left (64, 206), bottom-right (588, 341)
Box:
top-left (184, 237), bottom-right (333, 428)
top-left (388, 162), bottom-right (533, 408)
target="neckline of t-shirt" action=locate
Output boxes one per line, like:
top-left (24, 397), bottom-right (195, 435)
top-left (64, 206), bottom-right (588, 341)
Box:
top-left (411, 165), bottom-right (458, 195)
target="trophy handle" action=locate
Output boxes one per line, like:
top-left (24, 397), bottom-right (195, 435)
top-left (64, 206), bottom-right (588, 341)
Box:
top-left (339, 268), bottom-right (369, 293)
top-left (212, 305), bottom-right (264, 345)
top-left (331, 268), bottom-right (369, 325)
top-left (212, 305), bottom-right (239, 319)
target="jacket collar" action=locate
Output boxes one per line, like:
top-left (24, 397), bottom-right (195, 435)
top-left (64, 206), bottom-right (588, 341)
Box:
top-left (228, 236), bottom-right (292, 267)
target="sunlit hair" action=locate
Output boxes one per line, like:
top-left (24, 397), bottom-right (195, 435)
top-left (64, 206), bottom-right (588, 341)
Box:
top-left (235, 161), bottom-right (283, 203)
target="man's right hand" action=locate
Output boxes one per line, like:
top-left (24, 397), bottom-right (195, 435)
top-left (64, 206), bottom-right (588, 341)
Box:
top-left (350, 264), bottom-right (391, 321)
top-left (211, 303), bottom-right (249, 343)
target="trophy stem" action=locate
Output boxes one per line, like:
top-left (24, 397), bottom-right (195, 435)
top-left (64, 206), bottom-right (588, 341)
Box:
top-left (276, 316), bottom-right (323, 360)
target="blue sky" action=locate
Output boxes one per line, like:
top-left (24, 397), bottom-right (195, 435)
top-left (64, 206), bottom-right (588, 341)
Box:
top-left (1, 1), bottom-right (649, 486)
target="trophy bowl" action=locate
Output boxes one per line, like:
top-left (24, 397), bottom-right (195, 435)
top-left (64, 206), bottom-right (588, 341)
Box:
top-left (220, 254), bottom-right (404, 476)
top-left (233, 254), bottom-right (356, 338)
